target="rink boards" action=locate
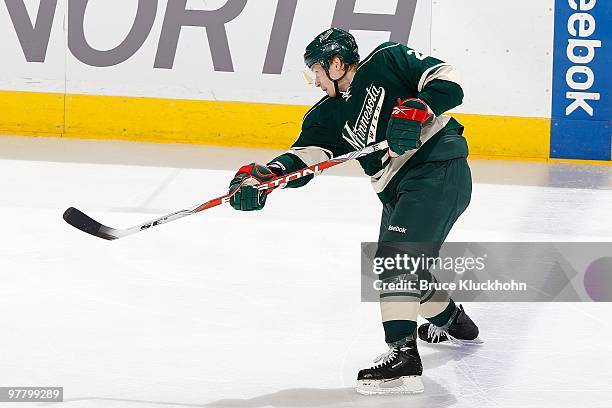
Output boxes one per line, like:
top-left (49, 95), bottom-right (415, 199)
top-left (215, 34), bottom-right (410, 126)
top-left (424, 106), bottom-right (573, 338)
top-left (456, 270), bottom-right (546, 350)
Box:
top-left (0, 89), bottom-right (551, 161)
top-left (0, 0), bottom-right (609, 162)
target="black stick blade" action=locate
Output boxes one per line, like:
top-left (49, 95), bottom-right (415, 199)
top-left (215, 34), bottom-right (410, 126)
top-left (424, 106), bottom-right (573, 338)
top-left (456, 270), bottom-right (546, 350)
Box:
top-left (63, 207), bottom-right (118, 240)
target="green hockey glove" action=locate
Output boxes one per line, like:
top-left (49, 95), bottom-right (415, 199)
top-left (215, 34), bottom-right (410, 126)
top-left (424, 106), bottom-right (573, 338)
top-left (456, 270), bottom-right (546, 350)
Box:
top-left (386, 98), bottom-right (434, 156)
top-left (228, 163), bottom-right (275, 211)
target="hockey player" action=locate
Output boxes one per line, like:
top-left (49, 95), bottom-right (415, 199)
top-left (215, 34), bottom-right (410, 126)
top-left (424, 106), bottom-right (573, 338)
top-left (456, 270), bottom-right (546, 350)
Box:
top-left (227, 28), bottom-right (480, 395)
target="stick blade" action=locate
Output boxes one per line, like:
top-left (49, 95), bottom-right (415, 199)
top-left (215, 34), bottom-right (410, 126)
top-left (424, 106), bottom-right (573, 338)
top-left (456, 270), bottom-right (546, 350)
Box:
top-left (63, 207), bottom-right (119, 240)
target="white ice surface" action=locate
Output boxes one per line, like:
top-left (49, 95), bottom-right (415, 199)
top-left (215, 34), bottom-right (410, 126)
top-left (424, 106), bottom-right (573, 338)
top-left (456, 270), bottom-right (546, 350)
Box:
top-left (1, 137), bottom-right (611, 408)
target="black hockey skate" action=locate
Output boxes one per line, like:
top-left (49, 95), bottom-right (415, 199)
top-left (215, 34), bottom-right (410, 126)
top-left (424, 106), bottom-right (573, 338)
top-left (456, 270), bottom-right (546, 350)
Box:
top-left (356, 335), bottom-right (424, 395)
top-left (418, 305), bottom-right (483, 345)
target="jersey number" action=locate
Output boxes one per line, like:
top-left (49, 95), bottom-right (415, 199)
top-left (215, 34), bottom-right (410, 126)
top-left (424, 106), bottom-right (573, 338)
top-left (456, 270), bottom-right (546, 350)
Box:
top-left (407, 49), bottom-right (427, 60)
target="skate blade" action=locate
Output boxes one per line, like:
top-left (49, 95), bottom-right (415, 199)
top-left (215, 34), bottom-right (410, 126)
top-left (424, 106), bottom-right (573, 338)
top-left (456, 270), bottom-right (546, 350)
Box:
top-left (423, 336), bottom-right (485, 346)
top-left (356, 376), bottom-right (424, 395)
top-left (451, 336), bottom-right (484, 346)
top-left (461, 336), bottom-right (484, 345)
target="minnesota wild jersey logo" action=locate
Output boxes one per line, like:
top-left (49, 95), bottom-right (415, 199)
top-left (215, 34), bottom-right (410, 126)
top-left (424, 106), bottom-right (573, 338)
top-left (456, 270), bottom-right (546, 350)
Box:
top-left (342, 83), bottom-right (385, 150)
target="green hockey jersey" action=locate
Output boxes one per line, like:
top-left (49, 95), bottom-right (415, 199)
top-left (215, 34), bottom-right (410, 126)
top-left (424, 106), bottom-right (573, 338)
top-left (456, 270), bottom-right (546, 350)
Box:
top-left (269, 42), bottom-right (469, 203)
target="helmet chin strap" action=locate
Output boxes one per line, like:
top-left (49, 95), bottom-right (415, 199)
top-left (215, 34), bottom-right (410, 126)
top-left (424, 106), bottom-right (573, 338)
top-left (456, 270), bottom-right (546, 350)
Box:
top-left (333, 80), bottom-right (341, 99)
top-left (325, 66), bottom-right (349, 98)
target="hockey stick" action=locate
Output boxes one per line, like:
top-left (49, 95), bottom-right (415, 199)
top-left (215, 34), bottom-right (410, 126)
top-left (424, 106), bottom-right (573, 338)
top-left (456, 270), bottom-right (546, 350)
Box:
top-left (63, 140), bottom-right (389, 240)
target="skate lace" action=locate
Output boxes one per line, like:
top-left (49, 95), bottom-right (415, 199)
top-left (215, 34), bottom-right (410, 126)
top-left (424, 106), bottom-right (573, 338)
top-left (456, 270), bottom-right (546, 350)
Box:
top-left (427, 324), bottom-right (461, 345)
top-left (371, 347), bottom-right (398, 368)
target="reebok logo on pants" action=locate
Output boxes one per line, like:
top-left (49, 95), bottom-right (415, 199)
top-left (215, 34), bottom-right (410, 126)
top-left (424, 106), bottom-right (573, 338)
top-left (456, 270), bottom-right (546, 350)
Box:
top-left (388, 225), bottom-right (407, 234)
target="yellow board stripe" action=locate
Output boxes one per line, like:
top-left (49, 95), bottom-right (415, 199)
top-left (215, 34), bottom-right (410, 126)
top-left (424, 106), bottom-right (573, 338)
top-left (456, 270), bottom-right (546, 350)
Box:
top-left (65, 93), bottom-right (309, 148)
top-left (1, 89), bottom-right (610, 165)
top-left (452, 113), bottom-right (551, 160)
top-left (0, 90), bottom-right (64, 137)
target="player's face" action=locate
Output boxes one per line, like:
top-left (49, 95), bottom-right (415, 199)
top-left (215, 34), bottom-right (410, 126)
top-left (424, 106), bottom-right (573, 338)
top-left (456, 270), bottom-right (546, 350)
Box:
top-left (310, 63), bottom-right (336, 97)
